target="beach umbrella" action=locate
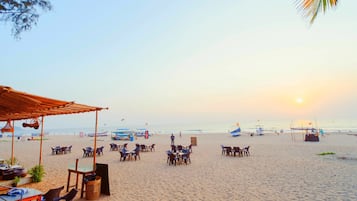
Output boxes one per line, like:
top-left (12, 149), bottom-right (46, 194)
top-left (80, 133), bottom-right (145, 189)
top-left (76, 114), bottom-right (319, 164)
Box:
top-left (0, 85), bottom-right (108, 170)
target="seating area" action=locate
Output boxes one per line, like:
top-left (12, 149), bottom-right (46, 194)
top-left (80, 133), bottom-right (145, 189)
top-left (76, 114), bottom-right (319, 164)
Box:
top-left (221, 145), bottom-right (250, 157)
top-left (139, 144), bottom-right (156, 152)
top-left (117, 142), bottom-right (156, 162)
top-left (109, 143), bottom-right (120, 151)
top-left (119, 143), bottom-right (141, 161)
top-left (51, 145), bottom-right (72, 155)
top-left (166, 144), bottom-right (192, 166)
top-left (82, 146), bottom-right (104, 157)
top-left (109, 143), bottom-right (130, 152)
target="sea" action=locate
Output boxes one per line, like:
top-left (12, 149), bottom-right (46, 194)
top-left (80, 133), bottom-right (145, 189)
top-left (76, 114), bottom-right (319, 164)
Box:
top-left (5, 118), bottom-right (357, 137)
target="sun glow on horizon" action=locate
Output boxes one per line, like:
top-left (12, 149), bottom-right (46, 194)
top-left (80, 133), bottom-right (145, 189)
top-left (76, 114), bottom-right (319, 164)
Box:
top-left (296, 97), bottom-right (304, 104)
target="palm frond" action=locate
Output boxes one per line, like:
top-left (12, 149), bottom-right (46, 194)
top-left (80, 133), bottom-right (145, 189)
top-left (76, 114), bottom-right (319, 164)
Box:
top-left (296, 0), bottom-right (338, 24)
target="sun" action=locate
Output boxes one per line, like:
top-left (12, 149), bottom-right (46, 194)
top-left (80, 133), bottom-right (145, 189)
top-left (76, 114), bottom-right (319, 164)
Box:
top-left (296, 97), bottom-right (304, 104)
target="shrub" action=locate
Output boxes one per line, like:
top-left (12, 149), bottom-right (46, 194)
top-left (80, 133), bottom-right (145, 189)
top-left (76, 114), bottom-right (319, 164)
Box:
top-left (13, 176), bottom-right (21, 186)
top-left (29, 165), bottom-right (45, 182)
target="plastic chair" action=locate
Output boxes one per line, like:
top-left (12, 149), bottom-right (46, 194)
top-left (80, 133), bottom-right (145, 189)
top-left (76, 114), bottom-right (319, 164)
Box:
top-left (168, 152), bottom-right (178, 166)
top-left (243, 146), bottom-right (250, 156)
top-left (66, 145), bottom-right (72, 153)
top-left (43, 186), bottom-right (64, 201)
top-left (131, 149), bottom-right (140, 160)
top-left (53, 188), bottom-right (78, 201)
top-left (149, 144), bottom-right (155, 152)
top-left (221, 145), bottom-right (226, 155)
top-left (119, 151), bottom-right (127, 161)
top-left (182, 152), bottom-right (191, 164)
top-left (96, 146), bottom-right (104, 155)
top-left (233, 147), bottom-right (243, 157)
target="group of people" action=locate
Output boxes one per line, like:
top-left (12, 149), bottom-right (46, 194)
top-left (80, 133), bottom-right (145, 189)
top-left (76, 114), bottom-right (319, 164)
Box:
top-left (120, 143), bottom-right (140, 161)
top-left (120, 133), bottom-right (181, 160)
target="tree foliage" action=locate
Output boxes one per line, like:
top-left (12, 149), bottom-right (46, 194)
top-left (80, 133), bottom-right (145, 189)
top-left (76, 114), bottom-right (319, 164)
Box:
top-left (296, 0), bottom-right (338, 24)
top-left (0, 0), bottom-right (341, 39)
top-left (29, 164), bottom-right (45, 182)
top-left (0, 0), bottom-right (52, 38)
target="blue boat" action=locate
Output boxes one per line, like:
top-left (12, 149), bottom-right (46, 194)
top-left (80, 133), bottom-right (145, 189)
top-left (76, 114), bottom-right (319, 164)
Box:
top-left (256, 126), bottom-right (264, 136)
top-left (135, 128), bottom-right (146, 137)
top-left (230, 127), bottom-right (241, 137)
top-left (111, 128), bottom-right (134, 141)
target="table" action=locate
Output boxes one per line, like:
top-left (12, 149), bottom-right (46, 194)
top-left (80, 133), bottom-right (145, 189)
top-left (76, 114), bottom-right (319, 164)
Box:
top-left (67, 160), bottom-right (95, 198)
top-left (0, 188), bottom-right (42, 201)
top-left (174, 152), bottom-right (186, 165)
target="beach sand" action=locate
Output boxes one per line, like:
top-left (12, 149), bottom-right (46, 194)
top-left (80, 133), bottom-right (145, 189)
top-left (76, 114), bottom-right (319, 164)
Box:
top-left (1, 132), bottom-right (357, 200)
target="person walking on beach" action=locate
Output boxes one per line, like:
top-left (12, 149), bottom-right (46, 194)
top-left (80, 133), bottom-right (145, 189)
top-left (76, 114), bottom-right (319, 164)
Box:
top-left (171, 133), bottom-right (175, 145)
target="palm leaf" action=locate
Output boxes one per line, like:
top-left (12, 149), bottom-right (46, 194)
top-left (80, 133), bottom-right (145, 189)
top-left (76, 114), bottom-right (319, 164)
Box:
top-left (296, 0), bottom-right (338, 24)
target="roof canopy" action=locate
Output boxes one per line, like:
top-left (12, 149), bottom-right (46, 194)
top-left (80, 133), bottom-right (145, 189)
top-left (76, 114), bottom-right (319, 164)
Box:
top-left (0, 85), bottom-right (107, 121)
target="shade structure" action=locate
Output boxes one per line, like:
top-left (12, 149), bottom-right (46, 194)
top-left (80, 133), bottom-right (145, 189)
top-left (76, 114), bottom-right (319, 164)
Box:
top-left (0, 85), bottom-right (108, 169)
top-left (0, 86), bottom-right (105, 121)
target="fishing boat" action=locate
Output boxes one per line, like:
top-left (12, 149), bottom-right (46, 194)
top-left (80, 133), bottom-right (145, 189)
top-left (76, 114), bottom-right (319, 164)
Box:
top-left (111, 128), bottom-right (134, 141)
top-left (87, 131), bottom-right (109, 137)
top-left (135, 128), bottom-right (147, 137)
top-left (230, 127), bottom-right (241, 137)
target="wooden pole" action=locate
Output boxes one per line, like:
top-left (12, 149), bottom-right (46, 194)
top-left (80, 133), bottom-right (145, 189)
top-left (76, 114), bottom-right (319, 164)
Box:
top-left (39, 116), bottom-right (44, 166)
top-left (11, 120), bottom-right (15, 165)
top-left (75, 158), bottom-right (79, 189)
top-left (93, 110), bottom-right (98, 171)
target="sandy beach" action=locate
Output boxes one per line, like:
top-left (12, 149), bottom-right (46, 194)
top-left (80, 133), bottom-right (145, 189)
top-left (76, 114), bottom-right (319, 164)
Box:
top-left (1, 132), bottom-right (357, 201)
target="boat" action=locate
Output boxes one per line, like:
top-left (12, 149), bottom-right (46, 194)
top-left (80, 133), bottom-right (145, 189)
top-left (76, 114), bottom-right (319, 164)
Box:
top-left (256, 124), bottom-right (264, 136)
top-left (230, 127), bottom-right (241, 137)
top-left (111, 129), bottom-right (134, 141)
top-left (135, 128), bottom-right (151, 138)
top-left (87, 131), bottom-right (109, 137)
top-left (31, 132), bottom-right (49, 137)
top-left (135, 128), bottom-right (147, 137)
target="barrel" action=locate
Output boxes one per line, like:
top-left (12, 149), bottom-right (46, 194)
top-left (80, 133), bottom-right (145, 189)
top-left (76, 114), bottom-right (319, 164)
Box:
top-left (86, 176), bottom-right (101, 200)
top-left (190, 137), bottom-right (197, 146)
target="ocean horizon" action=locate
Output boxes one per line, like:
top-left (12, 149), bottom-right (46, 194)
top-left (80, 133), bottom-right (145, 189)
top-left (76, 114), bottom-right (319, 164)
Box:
top-left (6, 118), bottom-right (357, 137)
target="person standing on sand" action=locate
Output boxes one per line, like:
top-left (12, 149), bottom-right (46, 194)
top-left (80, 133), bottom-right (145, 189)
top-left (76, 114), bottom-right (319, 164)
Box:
top-left (171, 133), bottom-right (175, 145)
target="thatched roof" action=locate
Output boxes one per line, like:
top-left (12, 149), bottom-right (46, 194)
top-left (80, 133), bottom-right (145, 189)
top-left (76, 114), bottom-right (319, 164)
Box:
top-left (0, 85), bottom-right (107, 121)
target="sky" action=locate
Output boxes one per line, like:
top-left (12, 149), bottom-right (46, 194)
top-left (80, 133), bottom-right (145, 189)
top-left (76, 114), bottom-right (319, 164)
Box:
top-left (1, 1), bottom-right (357, 130)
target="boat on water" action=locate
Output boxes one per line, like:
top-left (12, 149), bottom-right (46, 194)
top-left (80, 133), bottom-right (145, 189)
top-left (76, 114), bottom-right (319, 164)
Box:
top-left (87, 131), bottom-right (109, 137)
top-left (111, 128), bottom-right (134, 141)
